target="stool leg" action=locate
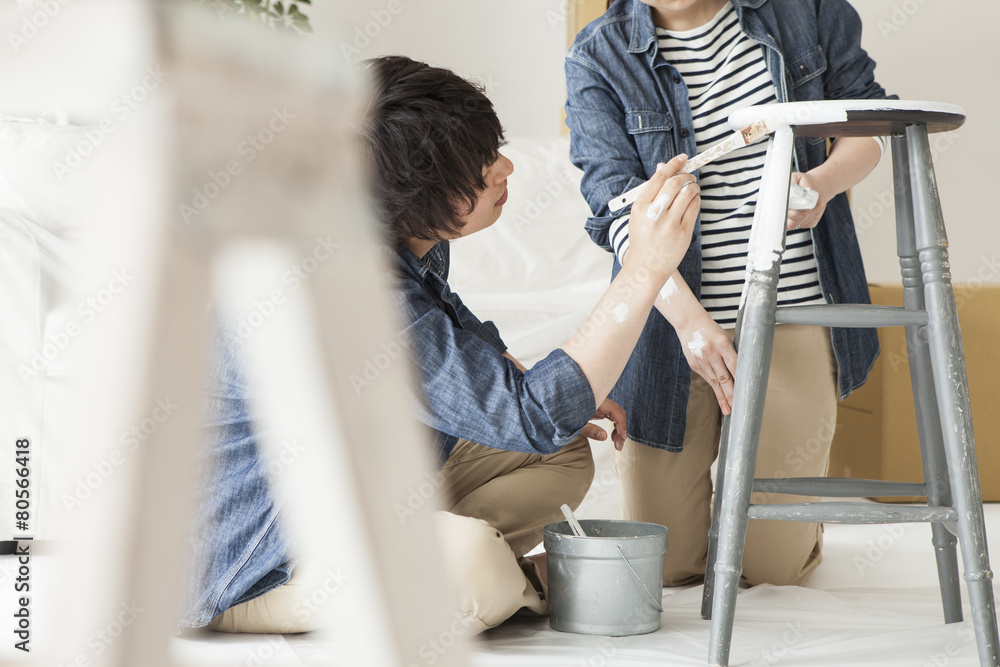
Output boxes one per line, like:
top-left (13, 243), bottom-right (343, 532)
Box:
top-left (708, 127), bottom-right (792, 667)
top-left (703, 310), bottom-right (747, 620)
top-left (702, 415), bottom-right (724, 619)
top-left (907, 124), bottom-right (1000, 667)
top-left (702, 397), bottom-right (734, 619)
top-left (708, 273), bottom-right (778, 666)
top-left (891, 134), bottom-right (963, 624)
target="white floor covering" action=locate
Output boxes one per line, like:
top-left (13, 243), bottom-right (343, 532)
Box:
top-left (470, 516), bottom-right (999, 667)
top-left (166, 504), bottom-right (1000, 667)
top-left (463, 442), bottom-right (1000, 667)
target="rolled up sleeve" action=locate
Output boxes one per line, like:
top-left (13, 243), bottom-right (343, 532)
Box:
top-left (403, 299), bottom-right (595, 455)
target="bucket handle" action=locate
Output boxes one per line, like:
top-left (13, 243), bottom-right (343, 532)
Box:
top-left (616, 544), bottom-right (663, 614)
top-left (616, 545), bottom-right (664, 613)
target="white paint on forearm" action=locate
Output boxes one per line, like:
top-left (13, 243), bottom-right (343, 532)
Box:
top-left (612, 302), bottom-right (629, 323)
top-left (659, 275), bottom-right (678, 303)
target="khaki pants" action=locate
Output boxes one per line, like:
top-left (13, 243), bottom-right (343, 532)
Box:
top-left (613, 324), bottom-right (837, 586)
top-left (211, 433), bottom-right (594, 634)
top-left (433, 434), bottom-right (595, 633)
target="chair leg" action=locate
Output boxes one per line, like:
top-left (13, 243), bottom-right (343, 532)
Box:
top-left (908, 124), bottom-right (1000, 667)
top-left (707, 272), bottom-right (778, 666)
top-left (912, 316), bottom-right (965, 623)
top-left (891, 134), bottom-right (963, 624)
top-left (703, 313), bottom-right (743, 620)
top-left (703, 413), bottom-right (730, 620)
top-left (708, 127), bottom-right (793, 667)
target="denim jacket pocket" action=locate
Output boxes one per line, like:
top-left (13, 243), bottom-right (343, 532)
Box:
top-left (625, 110), bottom-right (676, 175)
top-left (787, 46), bottom-right (827, 89)
top-left (788, 47), bottom-right (828, 146)
top-left (625, 110), bottom-right (673, 134)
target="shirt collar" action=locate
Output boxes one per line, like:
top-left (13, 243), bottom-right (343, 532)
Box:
top-left (626, 0), bottom-right (764, 54)
top-left (395, 241), bottom-right (450, 282)
top-left (626, 0), bottom-right (658, 54)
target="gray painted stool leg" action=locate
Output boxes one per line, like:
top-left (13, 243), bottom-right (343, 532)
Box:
top-left (702, 413), bottom-right (728, 620)
top-left (890, 134), bottom-right (963, 624)
top-left (907, 124), bottom-right (1000, 667)
top-left (707, 273), bottom-right (778, 667)
top-left (703, 314), bottom-right (743, 620)
top-left (708, 128), bottom-right (793, 667)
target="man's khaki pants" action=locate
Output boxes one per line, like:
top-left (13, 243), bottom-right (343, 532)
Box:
top-left (431, 434), bottom-right (595, 633)
top-left (613, 324), bottom-right (838, 587)
top-left (210, 434), bottom-right (595, 634)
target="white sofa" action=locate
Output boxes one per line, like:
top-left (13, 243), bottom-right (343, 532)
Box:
top-left (0, 120), bottom-right (95, 542)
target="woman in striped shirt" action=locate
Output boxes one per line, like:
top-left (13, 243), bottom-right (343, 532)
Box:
top-left (566, 0), bottom-right (891, 586)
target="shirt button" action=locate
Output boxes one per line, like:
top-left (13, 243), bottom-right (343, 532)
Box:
top-left (679, 128), bottom-right (690, 138)
top-left (672, 74), bottom-right (681, 84)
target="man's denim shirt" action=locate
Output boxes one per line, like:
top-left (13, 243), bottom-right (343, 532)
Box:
top-left (179, 243), bottom-right (597, 627)
top-left (390, 241), bottom-right (595, 464)
top-left (182, 328), bottom-right (290, 628)
top-left (565, 0), bottom-right (892, 451)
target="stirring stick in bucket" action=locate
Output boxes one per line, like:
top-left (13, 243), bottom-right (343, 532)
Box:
top-left (560, 504), bottom-right (587, 538)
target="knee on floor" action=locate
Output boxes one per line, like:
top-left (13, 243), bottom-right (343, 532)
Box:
top-left (662, 555), bottom-right (709, 587)
top-left (433, 512), bottom-right (530, 633)
top-left (741, 540), bottom-right (822, 587)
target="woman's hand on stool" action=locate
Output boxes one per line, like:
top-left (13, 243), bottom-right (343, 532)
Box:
top-left (786, 171), bottom-right (830, 230)
top-left (673, 306), bottom-right (739, 416)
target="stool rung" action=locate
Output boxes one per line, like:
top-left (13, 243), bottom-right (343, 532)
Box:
top-left (753, 477), bottom-right (927, 497)
top-left (774, 304), bottom-right (928, 328)
top-left (746, 502), bottom-right (957, 524)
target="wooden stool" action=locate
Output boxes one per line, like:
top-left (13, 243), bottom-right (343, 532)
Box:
top-left (702, 100), bottom-right (999, 667)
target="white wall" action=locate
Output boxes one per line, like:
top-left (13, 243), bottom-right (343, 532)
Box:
top-left (311, 1), bottom-right (999, 284)
top-left (848, 0), bottom-right (1000, 285)
top-left (309, 0), bottom-right (570, 137)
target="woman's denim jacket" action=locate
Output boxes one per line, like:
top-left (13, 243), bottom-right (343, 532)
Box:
top-left (565, 0), bottom-right (892, 451)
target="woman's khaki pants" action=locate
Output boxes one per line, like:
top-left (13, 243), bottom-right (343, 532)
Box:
top-left (613, 324), bottom-right (838, 586)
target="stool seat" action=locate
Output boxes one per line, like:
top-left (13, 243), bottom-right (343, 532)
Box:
top-left (728, 99), bottom-right (966, 138)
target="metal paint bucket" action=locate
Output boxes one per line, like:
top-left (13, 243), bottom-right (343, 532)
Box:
top-left (543, 519), bottom-right (667, 636)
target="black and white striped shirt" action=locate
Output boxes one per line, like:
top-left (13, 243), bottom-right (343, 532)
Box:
top-left (609, 1), bottom-right (826, 327)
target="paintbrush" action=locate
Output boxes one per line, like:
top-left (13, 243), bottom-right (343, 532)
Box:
top-left (608, 118), bottom-right (816, 214)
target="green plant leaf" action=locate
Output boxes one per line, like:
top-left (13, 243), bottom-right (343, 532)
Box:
top-left (196, 0), bottom-right (313, 36)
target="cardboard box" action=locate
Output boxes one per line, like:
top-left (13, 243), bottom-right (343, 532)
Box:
top-left (829, 284), bottom-right (1000, 502)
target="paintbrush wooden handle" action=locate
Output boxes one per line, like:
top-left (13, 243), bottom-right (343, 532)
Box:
top-left (607, 180), bottom-right (817, 216)
top-left (607, 120), bottom-right (775, 213)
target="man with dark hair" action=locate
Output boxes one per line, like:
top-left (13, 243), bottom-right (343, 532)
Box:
top-left (359, 55), bottom-right (701, 633)
top-left (362, 55), bottom-right (506, 247)
top-left (183, 55), bottom-right (700, 636)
